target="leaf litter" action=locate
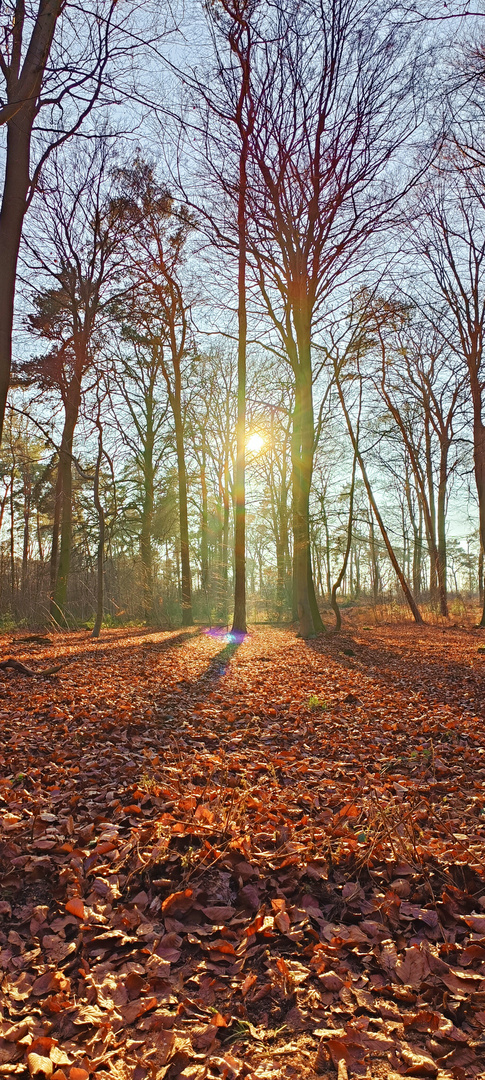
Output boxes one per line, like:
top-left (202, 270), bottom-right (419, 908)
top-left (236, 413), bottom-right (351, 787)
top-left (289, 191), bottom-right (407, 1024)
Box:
top-left (0, 622), bottom-right (485, 1079)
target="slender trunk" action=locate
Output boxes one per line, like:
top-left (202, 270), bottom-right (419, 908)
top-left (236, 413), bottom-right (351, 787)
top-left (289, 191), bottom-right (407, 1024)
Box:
top-left (140, 425), bottom-right (154, 623)
top-left (51, 381), bottom-right (81, 622)
top-left (10, 470), bottom-right (15, 594)
top-left (37, 509), bottom-right (44, 562)
top-left (232, 124), bottom-right (248, 634)
top-left (479, 545), bottom-right (484, 606)
top-left (369, 513), bottom-right (380, 603)
top-left (200, 451), bottom-right (209, 595)
top-left (174, 395), bottom-right (192, 626)
top-left (437, 437), bottom-right (449, 617)
top-left (314, 542), bottom-right (324, 602)
top-left (336, 372), bottom-right (423, 624)
top-left (276, 531), bottom-right (285, 604)
top-left (424, 417), bottom-right (438, 597)
top-left (91, 421), bottom-right (104, 639)
top-left (331, 452), bottom-right (357, 631)
top-left (321, 500), bottom-right (332, 600)
top-left (308, 543), bottom-right (324, 631)
top-left (50, 464), bottom-right (61, 597)
top-left (470, 369), bottom-right (485, 626)
top-left (377, 335), bottom-right (443, 616)
top-left (219, 457), bottom-right (230, 623)
top-left (22, 497), bottom-right (30, 595)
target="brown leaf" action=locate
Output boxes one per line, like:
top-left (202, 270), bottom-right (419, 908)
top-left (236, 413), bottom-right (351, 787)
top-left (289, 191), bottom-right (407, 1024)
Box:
top-left (27, 1053), bottom-right (54, 1078)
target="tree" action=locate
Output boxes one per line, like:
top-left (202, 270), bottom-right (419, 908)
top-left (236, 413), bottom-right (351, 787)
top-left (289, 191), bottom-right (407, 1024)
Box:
top-left (409, 146), bottom-right (485, 623)
top-left (110, 318), bottom-right (171, 623)
top-left (18, 139), bottom-right (128, 621)
top-left (202, 0), bottom-right (429, 635)
top-left (0, 0), bottom-right (150, 442)
top-left (361, 296), bottom-right (464, 616)
top-left (114, 160), bottom-right (196, 625)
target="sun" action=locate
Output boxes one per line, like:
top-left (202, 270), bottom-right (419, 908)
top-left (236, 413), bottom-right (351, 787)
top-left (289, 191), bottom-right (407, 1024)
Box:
top-left (246, 431), bottom-right (265, 454)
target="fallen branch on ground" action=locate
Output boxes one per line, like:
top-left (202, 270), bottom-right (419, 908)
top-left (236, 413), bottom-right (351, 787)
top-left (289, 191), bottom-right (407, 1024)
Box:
top-left (0, 657), bottom-right (68, 676)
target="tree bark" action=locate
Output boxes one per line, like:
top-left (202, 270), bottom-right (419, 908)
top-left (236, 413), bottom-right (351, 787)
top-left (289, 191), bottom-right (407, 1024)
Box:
top-left (470, 368), bottom-right (485, 626)
top-left (0, 0), bottom-right (62, 441)
top-left (331, 452), bottom-right (357, 631)
top-left (174, 396), bottom-right (193, 626)
top-left (231, 83), bottom-right (248, 634)
top-left (140, 420), bottom-right (154, 623)
top-left (437, 435), bottom-right (449, 617)
top-left (0, 110), bottom-right (35, 443)
top-left (292, 338), bottom-right (324, 636)
top-left (200, 449), bottom-right (209, 596)
top-left (50, 380), bottom-right (81, 621)
top-left (91, 420), bottom-right (105, 639)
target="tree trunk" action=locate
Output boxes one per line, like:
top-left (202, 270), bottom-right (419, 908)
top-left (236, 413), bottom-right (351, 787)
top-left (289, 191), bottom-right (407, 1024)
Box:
top-left (140, 424), bottom-right (154, 623)
top-left (0, 111), bottom-right (34, 442)
top-left (231, 115), bottom-right (248, 635)
top-left (369, 513), bottom-right (380, 603)
top-left (21, 477), bottom-right (30, 595)
top-left (9, 469), bottom-right (15, 595)
top-left (437, 436), bottom-right (449, 617)
top-left (0, 0), bottom-right (65, 441)
top-left (221, 459), bottom-right (230, 623)
top-left (292, 344), bottom-right (324, 637)
top-left (51, 381), bottom-right (81, 622)
top-left (331, 452), bottom-right (357, 631)
top-left (91, 420), bottom-right (104, 639)
top-left (424, 417), bottom-right (438, 599)
top-left (50, 464), bottom-right (61, 598)
top-left (200, 450), bottom-right (209, 596)
top-left (174, 398), bottom-right (192, 626)
top-left (470, 370), bottom-right (485, 627)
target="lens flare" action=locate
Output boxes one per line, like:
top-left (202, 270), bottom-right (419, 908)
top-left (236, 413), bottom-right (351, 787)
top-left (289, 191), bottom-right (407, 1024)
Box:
top-left (246, 432), bottom-right (265, 454)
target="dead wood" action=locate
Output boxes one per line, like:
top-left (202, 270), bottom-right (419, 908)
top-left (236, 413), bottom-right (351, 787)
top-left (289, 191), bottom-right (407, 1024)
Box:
top-left (0, 657), bottom-right (67, 676)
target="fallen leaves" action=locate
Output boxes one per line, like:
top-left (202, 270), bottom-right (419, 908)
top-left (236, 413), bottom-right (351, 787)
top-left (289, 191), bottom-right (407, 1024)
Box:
top-left (1, 622), bottom-right (485, 1078)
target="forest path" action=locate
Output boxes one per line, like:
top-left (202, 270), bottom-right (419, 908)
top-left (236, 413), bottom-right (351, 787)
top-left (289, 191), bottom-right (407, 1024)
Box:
top-left (1, 623), bottom-right (485, 1078)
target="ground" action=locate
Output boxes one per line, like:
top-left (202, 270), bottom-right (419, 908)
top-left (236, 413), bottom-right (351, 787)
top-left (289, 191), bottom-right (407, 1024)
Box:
top-left (1, 618), bottom-right (485, 1080)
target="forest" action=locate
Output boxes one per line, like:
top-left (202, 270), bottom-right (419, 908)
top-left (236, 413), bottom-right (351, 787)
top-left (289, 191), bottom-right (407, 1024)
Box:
top-left (1, 2), bottom-right (485, 1080)
top-left (0, 0), bottom-right (484, 637)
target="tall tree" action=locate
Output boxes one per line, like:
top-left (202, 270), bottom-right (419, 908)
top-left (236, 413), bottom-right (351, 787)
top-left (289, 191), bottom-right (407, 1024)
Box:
top-left (409, 146), bottom-right (485, 623)
top-left (201, 0), bottom-right (429, 635)
top-left (110, 320), bottom-right (170, 623)
top-left (18, 140), bottom-right (128, 620)
top-left (114, 161), bottom-right (196, 625)
top-left (0, 0), bottom-right (146, 441)
top-left (360, 296), bottom-right (464, 616)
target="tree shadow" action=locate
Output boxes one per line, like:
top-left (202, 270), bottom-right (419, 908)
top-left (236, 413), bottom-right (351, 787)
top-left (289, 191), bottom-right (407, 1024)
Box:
top-left (199, 630), bottom-right (246, 682)
top-left (5, 626), bottom-right (202, 667)
top-left (162, 631), bottom-right (246, 704)
top-left (304, 626), bottom-right (485, 716)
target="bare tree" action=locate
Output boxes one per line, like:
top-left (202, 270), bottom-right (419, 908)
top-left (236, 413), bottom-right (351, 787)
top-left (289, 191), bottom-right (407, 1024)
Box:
top-left (17, 139), bottom-right (128, 620)
top-left (408, 147), bottom-right (485, 622)
top-left (0, 0), bottom-right (168, 442)
top-left (109, 315), bottom-right (171, 623)
top-left (199, 0), bottom-right (429, 635)
top-left (114, 160), bottom-right (196, 626)
top-left (360, 296), bottom-right (464, 616)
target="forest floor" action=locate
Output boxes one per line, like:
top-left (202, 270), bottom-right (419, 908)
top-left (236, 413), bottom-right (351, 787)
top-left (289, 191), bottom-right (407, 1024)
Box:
top-left (1, 619), bottom-right (485, 1080)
